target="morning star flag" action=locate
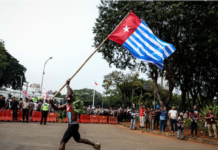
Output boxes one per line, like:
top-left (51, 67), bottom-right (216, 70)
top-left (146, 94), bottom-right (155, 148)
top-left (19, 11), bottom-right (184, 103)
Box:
top-left (108, 12), bottom-right (176, 69)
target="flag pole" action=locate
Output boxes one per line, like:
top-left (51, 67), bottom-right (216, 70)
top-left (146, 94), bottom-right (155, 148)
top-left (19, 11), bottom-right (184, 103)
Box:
top-left (51, 10), bottom-right (132, 100)
top-left (92, 86), bottom-right (96, 108)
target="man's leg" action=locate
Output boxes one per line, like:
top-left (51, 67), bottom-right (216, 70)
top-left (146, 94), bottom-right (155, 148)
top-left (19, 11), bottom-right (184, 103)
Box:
top-left (171, 120), bottom-right (174, 132)
top-left (15, 109), bottom-right (17, 121)
top-left (40, 111), bottom-right (44, 124)
top-left (208, 124), bottom-right (212, 137)
top-left (22, 110), bottom-right (26, 122)
top-left (191, 122), bottom-right (194, 136)
top-left (44, 111), bottom-right (48, 124)
top-left (12, 109), bottom-right (15, 120)
top-left (133, 119), bottom-right (136, 130)
top-left (175, 120), bottom-right (177, 132)
top-left (212, 124), bottom-right (217, 138)
top-left (59, 142), bottom-right (66, 150)
top-left (157, 118), bottom-right (160, 129)
top-left (194, 123), bottom-right (197, 136)
top-left (26, 110), bottom-right (29, 122)
top-left (76, 139), bottom-right (95, 146)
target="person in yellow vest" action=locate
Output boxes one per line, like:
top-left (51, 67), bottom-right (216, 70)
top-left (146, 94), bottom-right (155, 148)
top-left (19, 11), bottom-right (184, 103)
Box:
top-left (40, 100), bottom-right (50, 125)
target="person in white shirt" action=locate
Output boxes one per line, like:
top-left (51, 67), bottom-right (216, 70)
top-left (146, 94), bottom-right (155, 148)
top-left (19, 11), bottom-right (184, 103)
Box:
top-left (34, 101), bottom-right (38, 111)
top-left (168, 106), bottom-right (178, 133)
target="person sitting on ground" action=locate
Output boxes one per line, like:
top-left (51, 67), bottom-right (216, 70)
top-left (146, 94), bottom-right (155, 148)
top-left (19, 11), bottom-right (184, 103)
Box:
top-left (49, 79), bottom-right (101, 150)
top-left (205, 108), bottom-right (217, 139)
top-left (177, 113), bottom-right (186, 140)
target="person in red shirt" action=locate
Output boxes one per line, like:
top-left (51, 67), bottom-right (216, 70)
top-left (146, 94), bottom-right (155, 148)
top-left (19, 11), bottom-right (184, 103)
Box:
top-left (205, 108), bottom-right (217, 139)
top-left (139, 105), bottom-right (145, 128)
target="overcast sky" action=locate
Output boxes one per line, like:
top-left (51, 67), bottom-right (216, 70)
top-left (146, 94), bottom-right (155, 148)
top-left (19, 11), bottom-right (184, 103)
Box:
top-left (0, 0), bottom-right (148, 95)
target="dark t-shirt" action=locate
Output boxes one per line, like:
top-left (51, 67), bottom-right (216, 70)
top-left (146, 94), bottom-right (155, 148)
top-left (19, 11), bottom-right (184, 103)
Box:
top-left (0, 99), bottom-right (5, 108)
top-left (154, 109), bottom-right (161, 117)
top-left (11, 100), bottom-right (18, 109)
top-left (205, 113), bottom-right (217, 124)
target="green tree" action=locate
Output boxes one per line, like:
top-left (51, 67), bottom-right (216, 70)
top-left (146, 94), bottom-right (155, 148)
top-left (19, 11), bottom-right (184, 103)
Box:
top-left (0, 40), bottom-right (26, 89)
top-left (93, 1), bottom-right (218, 108)
top-left (102, 71), bottom-right (139, 106)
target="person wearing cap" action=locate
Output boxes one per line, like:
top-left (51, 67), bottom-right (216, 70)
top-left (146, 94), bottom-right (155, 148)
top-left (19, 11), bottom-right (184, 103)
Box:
top-left (154, 105), bottom-right (161, 129)
top-left (22, 98), bottom-right (30, 123)
top-left (40, 100), bottom-right (50, 125)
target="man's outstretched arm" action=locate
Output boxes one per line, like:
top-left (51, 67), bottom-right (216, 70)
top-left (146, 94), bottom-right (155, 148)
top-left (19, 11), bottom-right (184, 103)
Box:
top-left (49, 99), bottom-right (66, 110)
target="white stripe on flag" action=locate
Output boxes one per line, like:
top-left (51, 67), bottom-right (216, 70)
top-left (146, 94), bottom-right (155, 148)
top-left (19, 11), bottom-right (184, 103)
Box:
top-left (138, 25), bottom-right (170, 57)
top-left (129, 36), bottom-right (159, 61)
top-left (125, 39), bottom-right (144, 56)
top-left (133, 31), bottom-right (164, 60)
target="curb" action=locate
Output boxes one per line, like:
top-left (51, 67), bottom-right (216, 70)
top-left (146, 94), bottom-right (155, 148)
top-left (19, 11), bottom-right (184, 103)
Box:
top-left (119, 122), bottom-right (218, 146)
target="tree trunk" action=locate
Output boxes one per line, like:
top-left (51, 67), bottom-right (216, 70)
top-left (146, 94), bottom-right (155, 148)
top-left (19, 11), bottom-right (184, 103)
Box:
top-left (180, 90), bottom-right (186, 112)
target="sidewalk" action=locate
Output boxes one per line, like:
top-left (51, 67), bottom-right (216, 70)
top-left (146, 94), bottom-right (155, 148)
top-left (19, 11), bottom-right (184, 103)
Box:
top-left (119, 122), bottom-right (218, 146)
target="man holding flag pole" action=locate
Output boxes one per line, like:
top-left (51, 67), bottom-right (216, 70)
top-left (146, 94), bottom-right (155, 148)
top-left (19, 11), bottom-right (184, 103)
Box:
top-left (50, 10), bottom-right (175, 150)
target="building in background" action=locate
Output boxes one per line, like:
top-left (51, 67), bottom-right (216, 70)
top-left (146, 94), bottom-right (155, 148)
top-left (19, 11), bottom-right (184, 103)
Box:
top-left (30, 83), bottom-right (40, 93)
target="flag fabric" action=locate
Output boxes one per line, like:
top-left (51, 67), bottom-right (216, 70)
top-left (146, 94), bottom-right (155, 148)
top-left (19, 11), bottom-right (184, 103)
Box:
top-left (108, 12), bottom-right (176, 69)
top-left (95, 82), bottom-right (98, 86)
top-left (22, 90), bottom-right (31, 99)
top-left (45, 92), bottom-right (50, 100)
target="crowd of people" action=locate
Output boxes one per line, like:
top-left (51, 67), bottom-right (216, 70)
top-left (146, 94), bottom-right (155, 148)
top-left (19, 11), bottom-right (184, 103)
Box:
top-left (0, 95), bottom-right (59, 125)
top-left (83, 104), bottom-right (217, 140)
top-left (130, 105), bottom-right (218, 140)
top-left (1, 95), bottom-right (217, 140)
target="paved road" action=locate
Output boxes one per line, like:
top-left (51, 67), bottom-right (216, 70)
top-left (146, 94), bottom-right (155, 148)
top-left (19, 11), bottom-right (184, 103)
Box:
top-left (0, 122), bottom-right (217, 150)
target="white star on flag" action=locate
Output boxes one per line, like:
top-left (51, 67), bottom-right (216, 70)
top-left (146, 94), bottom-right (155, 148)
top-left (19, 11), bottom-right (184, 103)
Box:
top-left (123, 25), bottom-right (130, 32)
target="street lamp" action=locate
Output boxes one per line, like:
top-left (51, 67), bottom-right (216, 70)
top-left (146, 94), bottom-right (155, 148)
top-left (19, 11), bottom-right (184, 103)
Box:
top-left (40, 57), bottom-right (52, 96)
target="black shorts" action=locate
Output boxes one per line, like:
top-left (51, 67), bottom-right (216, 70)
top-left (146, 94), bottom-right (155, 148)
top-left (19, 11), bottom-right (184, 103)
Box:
top-left (62, 124), bottom-right (81, 143)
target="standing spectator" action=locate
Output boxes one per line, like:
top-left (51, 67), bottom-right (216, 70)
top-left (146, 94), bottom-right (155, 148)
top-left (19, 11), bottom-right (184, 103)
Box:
top-left (160, 107), bottom-right (167, 132)
top-left (149, 108), bottom-right (155, 131)
top-left (144, 107), bottom-right (150, 131)
top-left (37, 100), bottom-right (42, 111)
top-left (34, 101), bottom-right (38, 111)
top-left (29, 100), bottom-right (34, 119)
top-left (177, 113), bottom-right (186, 140)
top-left (22, 98), bottom-right (30, 123)
top-left (11, 97), bottom-right (19, 121)
top-left (139, 105), bottom-right (145, 128)
top-left (189, 110), bottom-right (199, 138)
top-left (168, 106), bottom-right (178, 133)
top-left (19, 99), bottom-right (23, 110)
top-left (154, 105), bottom-right (161, 129)
top-left (183, 111), bottom-right (188, 119)
top-left (120, 107), bottom-right (124, 122)
top-left (40, 100), bottom-right (49, 125)
top-left (117, 108), bottom-right (121, 122)
top-left (0, 95), bottom-right (5, 109)
top-left (123, 108), bottom-right (127, 122)
top-left (87, 106), bottom-right (91, 115)
top-left (4, 98), bottom-right (9, 109)
top-left (205, 108), bottom-right (217, 139)
top-left (130, 109), bottom-right (136, 130)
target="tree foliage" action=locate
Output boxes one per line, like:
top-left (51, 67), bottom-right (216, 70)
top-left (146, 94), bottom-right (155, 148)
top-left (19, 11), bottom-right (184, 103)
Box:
top-left (0, 40), bottom-right (26, 89)
top-left (93, 1), bottom-right (218, 108)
